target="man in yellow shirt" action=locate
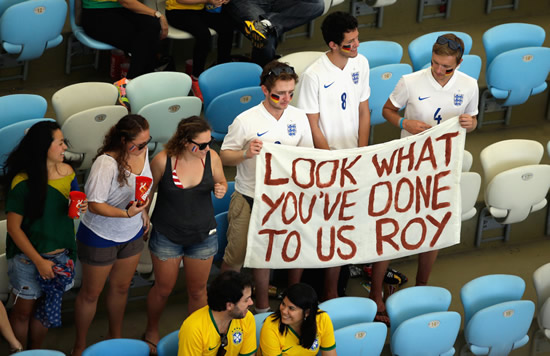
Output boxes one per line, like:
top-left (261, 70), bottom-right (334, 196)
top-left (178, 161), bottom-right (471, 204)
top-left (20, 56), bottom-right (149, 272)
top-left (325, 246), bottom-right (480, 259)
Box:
top-left (179, 271), bottom-right (256, 355)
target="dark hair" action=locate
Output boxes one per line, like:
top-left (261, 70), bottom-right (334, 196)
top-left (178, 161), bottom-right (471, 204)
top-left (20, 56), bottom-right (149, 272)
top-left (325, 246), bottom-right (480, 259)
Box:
top-left (96, 114), bottom-right (149, 186)
top-left (260, 60), bottom-right (298, 91)
top-left (164, 116), bottom-right (211, 157)
top-left (2, 121), bottom-right (62, 220)
top-left (433, 33), bottom-right (464, 64)
top-left (321, 11), bottom-right (358, 47)
top-left (207, 271), bottom-right (253, 312)
top-left (273, 283), bottom-right (320, 349)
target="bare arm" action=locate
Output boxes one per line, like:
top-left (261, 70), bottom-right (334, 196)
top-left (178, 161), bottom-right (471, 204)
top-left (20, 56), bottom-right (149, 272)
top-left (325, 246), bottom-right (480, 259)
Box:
top-left (321, 349), bottom-right (337, 356)
top-left (210, 150), bottom-right (228, 199)
top-left (306, 113), bottom-right (330, 150)
top-left (382, 98), bottom-right (431, 135)
top-left (220, 138), bottom-right (263, 166)
top-left (358, 99), bottom-right (371, 147)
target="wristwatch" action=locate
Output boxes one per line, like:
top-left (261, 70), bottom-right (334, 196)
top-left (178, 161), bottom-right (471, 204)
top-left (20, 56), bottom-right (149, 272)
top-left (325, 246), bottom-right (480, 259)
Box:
top-left (154, 10), bottom-right (162, 18)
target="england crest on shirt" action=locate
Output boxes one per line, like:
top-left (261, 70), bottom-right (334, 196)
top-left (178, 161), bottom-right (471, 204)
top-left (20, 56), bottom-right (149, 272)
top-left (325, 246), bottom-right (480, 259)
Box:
top-left (287, 123), bottom-right (296, 136)
top-left (352, 71), bottom-right (359, 84)
top-left (454, 93), bottom-right (464, 106)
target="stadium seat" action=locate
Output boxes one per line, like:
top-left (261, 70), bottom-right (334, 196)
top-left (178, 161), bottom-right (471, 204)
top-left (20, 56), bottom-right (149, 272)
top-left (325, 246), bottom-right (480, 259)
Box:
top-left (335, 322), bottom-right (386, 356)
top-left (213, 212), bottom-right (228, 262)
top-left (279, 51), bottom-right (323, 106)
top-left (0, 94), bottom-right (47, 129)
top-left (532, 263), bottom-right (550, 355)
top-left (199, 62), bottom-right (263, 111)
top-left (319, 297), bottom-right (377, 330)
top-left (17, 350), bottom-right (66, 356)
top-left (205, 86), bottom-right (265, 142)
top-left (254, 311), bottom-right (272, 348)
top-left (157, 330), bottom-right (179, 356)
top-left (461, 171), bottom-right (481, 221)
top-left (358, 40), bottom-right (403, 68)
top-left (408, 31), bottom-right (473, 71)
top-left (82, 338), bottom-right (150, 356)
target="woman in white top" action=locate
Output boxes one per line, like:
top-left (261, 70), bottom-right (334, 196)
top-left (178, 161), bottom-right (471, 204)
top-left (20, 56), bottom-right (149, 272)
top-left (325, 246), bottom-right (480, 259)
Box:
top-left (72, 115), bottom-right (152, 356)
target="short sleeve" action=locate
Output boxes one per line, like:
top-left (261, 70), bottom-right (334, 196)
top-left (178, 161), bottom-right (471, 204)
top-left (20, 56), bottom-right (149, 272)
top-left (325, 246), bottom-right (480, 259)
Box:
top-left (389, 76), bottom-right (409, 110)
top-left (5, 180), bottom-right (28, 216)
top-left (318, 313), bottom-right (336, 351)
top-left (259, 315), bottom-right (282, 356)
top-left (239, 311), bottom-right (257, 356)
top-left (84, 155), bottom-right (117, 203)
top-left (222, 116), bottom-right (248, 151)
top-left (465, 81), bottom-right (479, 116)
top-left (297, 69), bottom-right (321, 115)
top-left (178, 320), bottom-right (204, 356)
top-left (360, 57), bottom-right (371, 102)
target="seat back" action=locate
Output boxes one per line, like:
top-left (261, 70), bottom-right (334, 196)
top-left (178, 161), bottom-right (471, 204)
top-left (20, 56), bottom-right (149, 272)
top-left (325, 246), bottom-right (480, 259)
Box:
top-left (213, 212), bottom-right (228, 262)
top-left (82, 338), bottom-right (150, 356)
top-left (0, 119), bottom-right (55, 172)
top-left (334, 322), bottom-right (387, 356)
top-left (319, 297), bottom-right (377, 330)
top-left (408, 31), bottom-right (473, 71)
top-left (480, 139), bottom-right (543, 187)
top-left (61, 106), bottom-right (128, 170)
top-left (279, 51), bottom-right (323, 106)
top-left (458, 54), bottom-right (482, 80)
top-left (461, 274), bottom-right (525, 327)
top-left (461, 171), bottom-right (481, 221)
top-left (52, 82), bottom-right (119, 126)
top-left (137, 96), bottom-right (202, 156)
top-left (465, 300), bottom-right (534, 356)
top-left (0, 94), bottom-right (47, 128)
top-left (0, 0), bottom-right (25, 17)
top-left (391, 311), bottom-right (461, 356)
top-left (386, 286), bottom-right (452, 337)
top-left (483, 23), bottom-right (545, 71)
top-left (0, 0), bottom-right (67, 61)
top-left (16, 350), bottom-right (66, 356)
top-left (486, 47), bottom-right (550, 107)
top-left (462, 150), bottom-right (473, 172)
top-left (199, 62), bottom-right (263, 110)
top-left (254, 312), bottom-right (272, 348)
top-left (205, 86), bottom-right (265, 141)
top-left (533, 263), bottom-right (550, 333)
top-left (358, 40), bottom-right (403, 68)
top-left (369, 63), bottom-right (412, 126)
top-left (126, 72), bottom-right (192, 114)
top-left (212, 181), bottom-right (235, 215)
top-left (157, 330), bottom-right (179, 356)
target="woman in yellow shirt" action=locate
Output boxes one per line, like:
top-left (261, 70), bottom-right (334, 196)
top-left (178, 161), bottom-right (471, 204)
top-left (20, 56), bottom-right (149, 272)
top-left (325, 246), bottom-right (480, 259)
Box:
top-left (259, 283), bottom-right (337, 356)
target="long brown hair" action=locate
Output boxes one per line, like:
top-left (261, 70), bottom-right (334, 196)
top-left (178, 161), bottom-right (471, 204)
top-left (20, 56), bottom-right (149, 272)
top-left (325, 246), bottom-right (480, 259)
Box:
top-left (96, 114), bottom-right (149, 186)
top-left (164, 116), bottom-right (211, 157)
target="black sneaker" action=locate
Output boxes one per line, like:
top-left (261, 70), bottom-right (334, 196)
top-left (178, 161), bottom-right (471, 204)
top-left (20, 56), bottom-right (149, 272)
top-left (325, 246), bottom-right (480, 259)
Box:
top-left (244, 20), bottom-right (270, 48)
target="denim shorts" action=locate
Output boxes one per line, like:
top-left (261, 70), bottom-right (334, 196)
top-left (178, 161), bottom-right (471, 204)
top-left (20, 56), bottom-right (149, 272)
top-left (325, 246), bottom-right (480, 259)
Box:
top-left (148, 227), bottom-right (218, 261)
top-left (7, 251), bottom-right (74, 300)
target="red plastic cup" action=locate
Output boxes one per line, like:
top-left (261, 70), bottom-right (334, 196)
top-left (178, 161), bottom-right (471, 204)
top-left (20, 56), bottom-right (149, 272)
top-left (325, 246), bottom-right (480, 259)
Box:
top-left (135, 176), bottom-right (153, 206)
top-left (68, 191), bottom-right (86, 219)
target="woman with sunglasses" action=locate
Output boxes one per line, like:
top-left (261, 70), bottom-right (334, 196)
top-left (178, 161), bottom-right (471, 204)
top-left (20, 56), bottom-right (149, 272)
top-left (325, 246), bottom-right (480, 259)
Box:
top-left (72, 115), bottom-right (152, 356)
top-left (259, 283), bottom-right (336, 356)
top-left (142, 116), bottom-right (227, 351)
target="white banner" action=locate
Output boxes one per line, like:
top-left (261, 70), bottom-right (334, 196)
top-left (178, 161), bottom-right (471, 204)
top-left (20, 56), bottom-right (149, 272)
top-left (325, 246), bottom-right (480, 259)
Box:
top-left (244, 118), bottom-right (465, 269)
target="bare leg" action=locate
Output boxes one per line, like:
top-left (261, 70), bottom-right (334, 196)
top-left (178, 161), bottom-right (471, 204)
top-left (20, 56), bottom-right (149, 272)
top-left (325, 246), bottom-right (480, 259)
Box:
top-left (416, 250), bottom-right (439, 286)
top-left (144, 254), bottom-right (181, 346)
top-left (72, 263), bottom-right (113, 356)
top-left (8, 295), bottom-right (35, 349)
top-left (105, 254), bottom-right (141, 339)
top-left (0, 302), bottom-right (22, 351)
top-left (183, 256), bottom-right (213, 314)
top-left (28, 316), bottom-right (48, 349)
top-left (323, 267), bottom-right (341, 301)
top-left (253, 268), bottom-right (270, 310)
top-left (370, 260), bottom-right (391, 324)
top-left (288, 269), bottom-right (303, 286)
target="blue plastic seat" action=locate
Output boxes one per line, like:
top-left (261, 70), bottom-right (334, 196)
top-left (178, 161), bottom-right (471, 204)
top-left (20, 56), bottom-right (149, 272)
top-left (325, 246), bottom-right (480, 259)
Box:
top-left (254, 311), bottom-right (272, 348)
top-left (386, 286), bottom-right (451, 337)
top-left (0, 0), bottom-right (25, 20)
top-left (0, 94), bottom-right (47, 129)
top-left (482, 23), bottom-right (545, 71)
top-left (157, 330), bottom-right (179, 356)
top-left (17, 351), bottom-right (66, 356)
top-left (66, 0), bottom-right (115, 74)
top-left (205, 86), bottom-right (265, 142)
top-left (408, 31), bottom-right (473, 71)
top-left (0, 119), bottom-right (55, 174)
top-left (213, 211), bottom-right (228, 262)
top-left (126, 71), bottom-right (193, 114)
top-left (464, 300), bottom-right (534, 356)
top-left (211, 181), bottom-right (236, 216)
top-left (391, 311), bottom-right (461, 356)
top-left (82, 338), bottom-right (150, 356)
top-left (358, 40), bottom-right (403, 68)
top-left (334, 322), bottom-right (386, 356)
top-left (318, 297), bottom-right (377, 331)
top-left (420, 53), bottom-right (482, 80)
top-left (368, 63), bottom-right (412, 144)
top-left (199, 62), bottom-right (263, 111)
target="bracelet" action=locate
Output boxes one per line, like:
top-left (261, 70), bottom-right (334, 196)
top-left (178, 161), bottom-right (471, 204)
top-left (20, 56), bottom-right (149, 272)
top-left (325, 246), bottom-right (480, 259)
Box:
top-left (126, 209), bottom-right (131, 218)
top-left (399, 117), bottom-right (406, 129)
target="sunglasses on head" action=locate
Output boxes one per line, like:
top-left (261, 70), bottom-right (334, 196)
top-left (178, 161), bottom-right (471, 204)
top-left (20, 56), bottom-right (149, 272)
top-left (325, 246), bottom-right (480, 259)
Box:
top-left (190, 137), bottom-right (214, 150)
top-left (436, 35), bottom-right (463, 55)
top-left (130, 136), bottom-right (152, 151)
top-left (268, 66), bottom-right (295, 77)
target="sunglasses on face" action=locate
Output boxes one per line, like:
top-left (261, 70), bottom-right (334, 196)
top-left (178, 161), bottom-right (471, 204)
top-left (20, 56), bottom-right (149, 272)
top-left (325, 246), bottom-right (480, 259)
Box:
top-left (436, 35), bottom-right (463, 55)
top-left (268, 66), bottom-right (295, 77)
top-left (189, 137), bottom-right (214, 150)
top-left (130, 136), bottom-right (152, 151)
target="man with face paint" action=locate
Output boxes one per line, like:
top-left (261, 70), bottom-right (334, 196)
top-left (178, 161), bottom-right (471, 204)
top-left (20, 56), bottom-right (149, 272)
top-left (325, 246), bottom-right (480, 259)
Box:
top-left (220, 61), bottom-right (313, 314)
top-left (369, 33), bottom-right (479, 326)
top-left (297, 11), bottom-right (371, 302)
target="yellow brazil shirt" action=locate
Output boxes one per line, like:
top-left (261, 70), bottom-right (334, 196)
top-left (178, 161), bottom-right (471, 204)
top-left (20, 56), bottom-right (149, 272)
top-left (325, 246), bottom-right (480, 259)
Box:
top-left (178, 306), bottom-right (257, 356)
top-left (259, 312), bottom-right (336, 355)
top-left (165, 0), bottom-right (204, 11)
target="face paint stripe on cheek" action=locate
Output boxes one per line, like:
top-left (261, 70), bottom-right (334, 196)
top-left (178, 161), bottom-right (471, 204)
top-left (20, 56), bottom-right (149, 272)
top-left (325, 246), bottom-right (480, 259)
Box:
top-left (270, 93), bottom-right (280, 103)
top-left (342, 44), bottom-right (351, 52)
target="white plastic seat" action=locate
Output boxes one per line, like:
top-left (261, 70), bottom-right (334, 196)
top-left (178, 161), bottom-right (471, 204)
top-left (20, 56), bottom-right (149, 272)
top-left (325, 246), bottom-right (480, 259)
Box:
top-left (279, 51), bottom-right (324, 106)
top-left (532, 263), bottom-right (550, 355)
top-left (463, 150), bottom-right (473, 172)
top-left (461, 172), bottom-right (481, 221)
